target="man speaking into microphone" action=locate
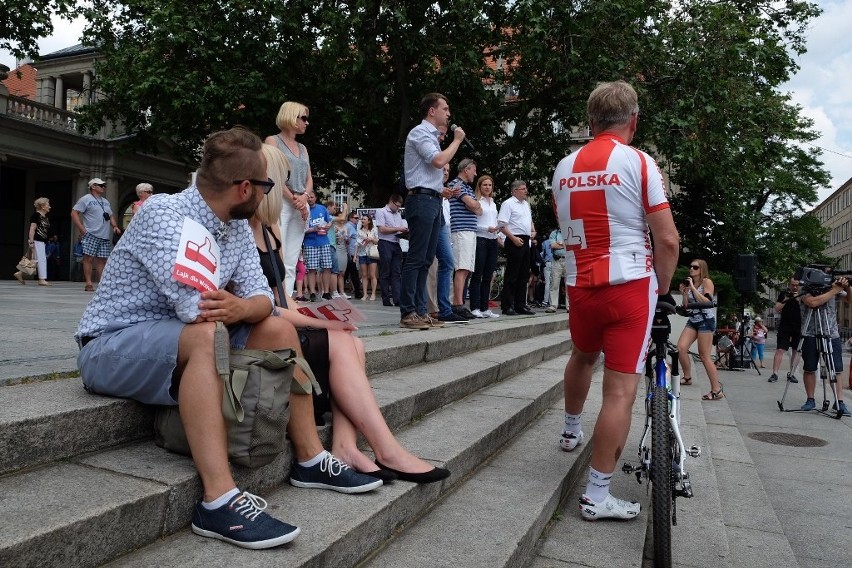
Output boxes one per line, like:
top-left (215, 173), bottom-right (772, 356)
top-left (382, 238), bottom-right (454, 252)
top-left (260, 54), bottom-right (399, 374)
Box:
top-left (398, 93), bottom-right (467, 330)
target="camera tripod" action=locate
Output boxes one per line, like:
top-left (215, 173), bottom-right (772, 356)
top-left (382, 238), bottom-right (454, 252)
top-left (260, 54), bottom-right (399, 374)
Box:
top-left (777, 302), bottom-right (844, 419)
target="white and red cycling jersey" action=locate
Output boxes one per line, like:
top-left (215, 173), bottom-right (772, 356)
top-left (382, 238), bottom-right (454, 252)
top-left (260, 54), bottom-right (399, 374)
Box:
top-left (550, 133), bottom-right (669, 288)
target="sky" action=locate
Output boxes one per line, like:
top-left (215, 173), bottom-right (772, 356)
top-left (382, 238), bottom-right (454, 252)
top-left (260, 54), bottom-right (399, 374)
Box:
top-left (2, 3), bottom-right (852, 204)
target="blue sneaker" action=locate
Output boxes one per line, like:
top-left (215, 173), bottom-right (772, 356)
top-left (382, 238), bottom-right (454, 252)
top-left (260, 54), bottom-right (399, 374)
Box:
top-left (290, 452), bottom-right (383, 494)
top-left (800, 398), bottom-right (816, 411)
top-left (191, 491), bottom-right (300, 549)
top-left (833, 401), bottom-right (851, 417)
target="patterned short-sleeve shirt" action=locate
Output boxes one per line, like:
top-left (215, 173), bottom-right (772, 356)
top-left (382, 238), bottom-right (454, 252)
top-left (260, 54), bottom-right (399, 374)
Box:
top-left (76, 185), bottom-right (273, 339)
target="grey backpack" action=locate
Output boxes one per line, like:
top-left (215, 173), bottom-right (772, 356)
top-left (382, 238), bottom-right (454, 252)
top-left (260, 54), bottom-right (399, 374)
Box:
top-left (154, 322), bottom-right (318, 468)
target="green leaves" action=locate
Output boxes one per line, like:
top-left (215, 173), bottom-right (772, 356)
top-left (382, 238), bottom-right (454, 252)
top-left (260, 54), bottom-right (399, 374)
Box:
top-left (1, 1), bottom-right (75, 58)
top-left (62, 0), bottom-right (830, 290)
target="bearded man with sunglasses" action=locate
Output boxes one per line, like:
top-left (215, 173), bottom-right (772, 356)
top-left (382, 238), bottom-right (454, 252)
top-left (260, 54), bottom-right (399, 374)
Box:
top-left (76, 127), bottom-right (381, 551)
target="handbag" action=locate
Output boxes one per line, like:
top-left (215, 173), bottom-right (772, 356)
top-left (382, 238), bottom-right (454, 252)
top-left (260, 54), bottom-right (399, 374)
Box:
top-left (367, 244), bottom-right (380, 260)
top-left (154, 321), bottom-right (319, 468)
top-left (16, 252), bottom-right (37, 276)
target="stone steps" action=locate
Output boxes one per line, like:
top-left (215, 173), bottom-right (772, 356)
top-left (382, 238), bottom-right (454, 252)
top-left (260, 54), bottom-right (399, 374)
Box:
top-left (0, 317), bottom-right (570, 568)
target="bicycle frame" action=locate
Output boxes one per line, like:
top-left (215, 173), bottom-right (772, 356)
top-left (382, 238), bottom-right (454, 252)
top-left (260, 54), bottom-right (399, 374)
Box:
top-left (635, 339), bottom-right (696, 506)
top-left (623, 302), bottom-right (700, 567)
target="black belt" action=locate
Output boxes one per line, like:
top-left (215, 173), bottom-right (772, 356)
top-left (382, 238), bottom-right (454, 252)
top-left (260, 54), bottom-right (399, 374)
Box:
top-left (408, 187), bottom-right (441, 198)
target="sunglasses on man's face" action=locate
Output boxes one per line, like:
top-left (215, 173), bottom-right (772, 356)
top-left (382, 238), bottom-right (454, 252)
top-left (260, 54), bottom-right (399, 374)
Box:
top-left (233, 178), bottom-right (276, 194)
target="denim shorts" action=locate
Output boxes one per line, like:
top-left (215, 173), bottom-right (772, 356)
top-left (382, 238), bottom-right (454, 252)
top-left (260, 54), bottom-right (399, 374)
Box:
top-left (79, 319), bottom-right (253, 406)
top-left (685, 316), bottom-right (716, 333)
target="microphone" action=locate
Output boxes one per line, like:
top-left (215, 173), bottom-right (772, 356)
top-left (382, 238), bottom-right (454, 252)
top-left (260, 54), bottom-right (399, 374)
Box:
top-left (449, 124), bottom-right (475, 151)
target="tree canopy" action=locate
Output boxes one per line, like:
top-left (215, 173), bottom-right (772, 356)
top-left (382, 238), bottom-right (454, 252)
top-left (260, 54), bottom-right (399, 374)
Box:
top-left (0, 1), bottom-right (74, 62)
top-left (73, 0), bottom-right (832, 289)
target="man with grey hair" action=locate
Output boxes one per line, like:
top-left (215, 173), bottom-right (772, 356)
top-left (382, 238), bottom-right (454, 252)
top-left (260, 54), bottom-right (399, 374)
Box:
top-left (447, 158), bottom-right (482, 318)
top-left (71, 177), bottom-right (122, 291)
top-left (497, 180), bottom-right (536, 316)
top-left (551, 80), bottom-right (679, 521)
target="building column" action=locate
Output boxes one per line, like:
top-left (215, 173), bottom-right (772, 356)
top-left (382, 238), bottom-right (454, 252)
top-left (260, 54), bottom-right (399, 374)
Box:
top-left (54, 76), bottom-right (64, 110)
top-left (82, 72), bottom-right (93, 105)
top-left (42, 77), bottom-right (56, 106)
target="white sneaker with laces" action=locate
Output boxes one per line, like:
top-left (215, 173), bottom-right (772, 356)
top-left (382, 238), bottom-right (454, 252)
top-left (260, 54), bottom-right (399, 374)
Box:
top-left (470, 309), bottom-right (484, 318)
top-left (579, 493), bottom-right (641, 521)
top-left (342, 293), bottom-right (351, 299)
top-left (560, 430), bottom-right (584, 451)
top-left (331, 292), bottom-right (341, 299)
top-left (482, 309), bottom-right (500, 318)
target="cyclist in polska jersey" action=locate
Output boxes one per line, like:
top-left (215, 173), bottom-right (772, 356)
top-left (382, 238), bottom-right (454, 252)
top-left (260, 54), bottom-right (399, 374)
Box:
top-left (550, 80), bottom-right (679, 521)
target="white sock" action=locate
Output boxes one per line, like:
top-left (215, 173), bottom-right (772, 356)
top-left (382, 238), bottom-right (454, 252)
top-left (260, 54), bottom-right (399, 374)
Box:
top-left (563, 412), bottom-right (582, 436)
top-left (585, 467), bottom-right (612, 503)
top-left (298, 450), bottom-right (329, 468)
top-left (202, 487), bottom-right (240, 510)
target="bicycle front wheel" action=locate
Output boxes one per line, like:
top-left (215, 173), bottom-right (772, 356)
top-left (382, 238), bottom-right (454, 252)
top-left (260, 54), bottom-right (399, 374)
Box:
top-left (651, 384), bottom-right (672, 568)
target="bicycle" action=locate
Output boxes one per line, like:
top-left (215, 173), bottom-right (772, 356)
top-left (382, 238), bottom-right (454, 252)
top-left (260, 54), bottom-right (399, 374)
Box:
top-left (623, 298), bottom-right (704, 567)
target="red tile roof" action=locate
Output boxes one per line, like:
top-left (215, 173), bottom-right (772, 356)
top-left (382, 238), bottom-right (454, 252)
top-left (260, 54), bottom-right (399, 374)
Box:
top-left (2, 64), bottom-right (37, 99)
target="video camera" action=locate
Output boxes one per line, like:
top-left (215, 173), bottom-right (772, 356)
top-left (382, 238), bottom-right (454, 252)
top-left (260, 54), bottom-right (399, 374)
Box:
top-left (794, 265), bottom-right (852, 294)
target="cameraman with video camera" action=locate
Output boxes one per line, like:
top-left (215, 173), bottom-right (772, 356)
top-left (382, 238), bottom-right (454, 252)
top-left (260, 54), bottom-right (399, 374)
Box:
top-left (799, 269), bottom-right (851, 415)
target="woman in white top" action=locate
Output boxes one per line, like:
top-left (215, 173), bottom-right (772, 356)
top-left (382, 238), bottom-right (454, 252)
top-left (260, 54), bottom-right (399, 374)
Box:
top-left (357, 215), bottom-right (379, 300)
top-left (264, 101), bottom-right (312, 295)
top-left (468, 175), bottom-right (501, 317)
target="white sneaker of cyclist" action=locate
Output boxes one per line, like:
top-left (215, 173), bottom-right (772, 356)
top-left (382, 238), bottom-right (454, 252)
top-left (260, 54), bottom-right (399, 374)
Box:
top-left (559, 430), bottom-right (584, 452)
top-left (579, 493), bottom-right (641, 521)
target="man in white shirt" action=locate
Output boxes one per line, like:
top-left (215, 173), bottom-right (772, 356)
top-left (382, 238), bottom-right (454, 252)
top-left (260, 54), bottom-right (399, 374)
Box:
top-left (497, 181), bottom-right (536, 316)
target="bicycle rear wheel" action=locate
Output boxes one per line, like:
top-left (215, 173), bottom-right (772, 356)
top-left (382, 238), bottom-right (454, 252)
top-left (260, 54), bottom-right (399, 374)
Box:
top-left (651, 384), bottom-right (672, 568)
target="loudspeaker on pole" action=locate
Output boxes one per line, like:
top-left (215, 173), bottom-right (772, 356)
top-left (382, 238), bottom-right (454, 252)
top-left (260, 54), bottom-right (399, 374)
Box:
top-left (734, 254), bottom-right (757, 293)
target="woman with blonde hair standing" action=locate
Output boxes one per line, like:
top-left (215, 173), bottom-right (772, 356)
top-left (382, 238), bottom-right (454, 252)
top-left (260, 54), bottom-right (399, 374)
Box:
top-left (676, 259), bottom-right (724, 400)
top-left (265, 101), bottom-right (312, 295)
top-left (469, 175), bottom-right (500, 318)
top-left (16, 197), bottom-right (52, 286)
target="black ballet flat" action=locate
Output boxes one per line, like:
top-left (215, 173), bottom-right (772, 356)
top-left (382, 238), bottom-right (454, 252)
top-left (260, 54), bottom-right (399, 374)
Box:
top-left (358, 467), bottom-right (398, 483)
top-left (374, 459), bottom-right (451, 484)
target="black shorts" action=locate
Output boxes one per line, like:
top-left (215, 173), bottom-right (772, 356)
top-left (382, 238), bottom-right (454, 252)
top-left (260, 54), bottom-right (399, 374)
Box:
top-left (298, 328), bottom-right (331, 425)
top-left (776, 328), bottom-right (801, 351)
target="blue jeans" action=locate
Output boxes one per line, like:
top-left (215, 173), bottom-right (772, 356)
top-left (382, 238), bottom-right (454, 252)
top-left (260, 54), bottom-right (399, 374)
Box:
top-left (469, 237), bottom-right (498, 312)
top-left (400, 193), bottom-right (442, 315)
top-left (427, 225), bottom-right (454, 316)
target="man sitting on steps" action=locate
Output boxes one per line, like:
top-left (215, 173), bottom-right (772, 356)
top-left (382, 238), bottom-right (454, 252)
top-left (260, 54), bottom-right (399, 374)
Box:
top-left (75, 127), bottom-right (381, 551)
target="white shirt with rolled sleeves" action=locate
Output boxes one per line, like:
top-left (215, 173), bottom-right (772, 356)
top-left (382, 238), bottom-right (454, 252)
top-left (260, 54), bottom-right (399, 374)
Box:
top-left (551, 133), bottom-right (670, 288)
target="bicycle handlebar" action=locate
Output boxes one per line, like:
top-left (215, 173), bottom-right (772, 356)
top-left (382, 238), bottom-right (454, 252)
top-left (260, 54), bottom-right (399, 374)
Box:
top-left (656, 301), bottom-right (677, 315)
top-left (685, 301), bottom-right (717, 310)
